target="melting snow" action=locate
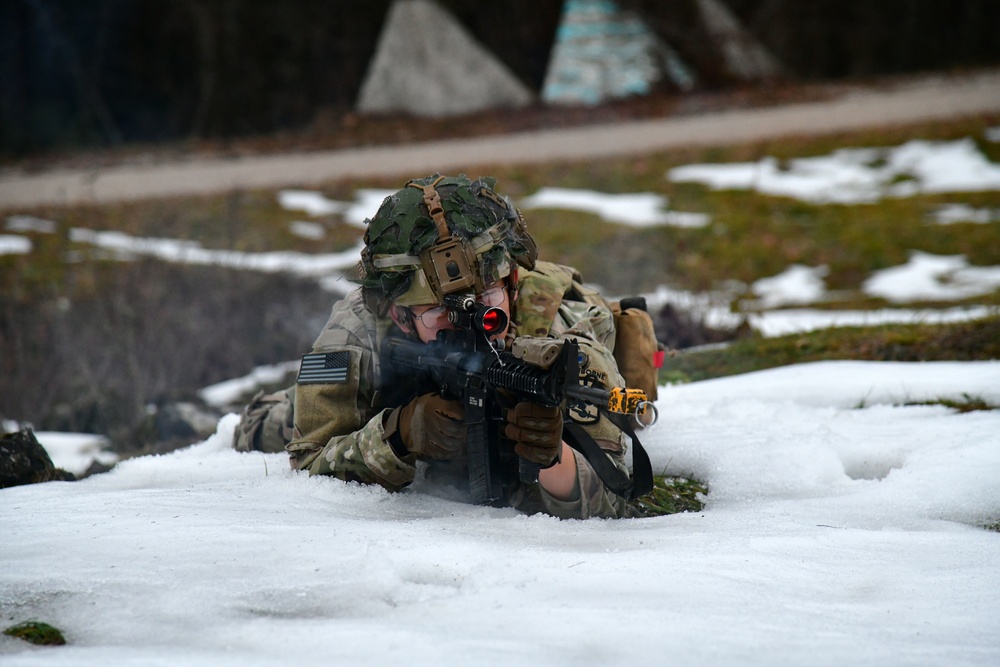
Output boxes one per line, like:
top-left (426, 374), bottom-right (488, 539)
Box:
top-left (31, 432), bottom-right (118, 476)
top-left (520, 187), bottom-right (710, 227)
top-left (66, 227), bottom-right (363, 289)
top-left (863, 251), bottom-right (1000, 303)
top-left (929, 203), bottom-right (1000, 225)
top-left (0, 234), bottom-right (32, 255)
top-left (5, 215), bottom-right (58, 234)
top-left (3, 361), bottom-right (999, 665)
top-left (667, 138), bottom-right (1000, 203)
top-left (278, 189), bottom-right (394, 227)
top-left (751, 264), bottom-right (829, 308)
top-left (198, 361), bottom-right (300, 408)
top-left (288, 220), bottom-right (326, 240)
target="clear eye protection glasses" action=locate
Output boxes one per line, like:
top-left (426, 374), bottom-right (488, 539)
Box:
top-left (410, 284), bottom-right (507, 328)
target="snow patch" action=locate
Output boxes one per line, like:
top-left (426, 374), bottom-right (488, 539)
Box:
top-left (0, 234), bottom-right (31, 255)
top-left (667, 138), bottom-right (1000, 203)
top-left (751, 264), bottom-right (828, 308)
top-left (520, 187), bottom-right (710, 227)
top-left (277, 190), bottom-right (343, 217)
top-left (199, 361), bottom-right (300, 408)
top-left (68, 227), bottom-right (363, 289)
top-left (863, 251), bottom-right (1000, 302)
top-left (5, 214), bottom-right (58, 234)
top-left (33, 431), bottom-right (118, 476)
top-left (288, 220), bottom-right (326, 240)
top-left (278, 188), bottom-right (394, 228)
top-left (929, 203), bottom-right (1000, 225)
top-left (747, 305), bottom-right (998, 337)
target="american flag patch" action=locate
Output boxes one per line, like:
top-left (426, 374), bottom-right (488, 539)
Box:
top-left (297, 351), bottom-right (350, 384)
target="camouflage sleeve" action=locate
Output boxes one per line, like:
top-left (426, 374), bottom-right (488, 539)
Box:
top-left (233, 386), bottom-right (297, 453)
top-left (287, 407), bottom-right (416, 491)
top-left (551, 299), bottom-right (617, 350)
top-left (507, 441), bottom-right (631, 519)
top-left (510, 299), bottom-right (633, 519)
top-left (286, 291), bottom-right (416, 491)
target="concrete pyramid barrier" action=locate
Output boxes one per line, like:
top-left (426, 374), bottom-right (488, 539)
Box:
top-left (542, 0), bottom-right (695, 106)
top-left (356, 0), bottom-right (534, 117)
top-left (696, 0), bottom-right (784, 81)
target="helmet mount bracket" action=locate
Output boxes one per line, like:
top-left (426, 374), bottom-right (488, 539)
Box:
top-left (414, 176), bottom-right (483, 300)
top-left (421, 235), bottom-right (480, 298)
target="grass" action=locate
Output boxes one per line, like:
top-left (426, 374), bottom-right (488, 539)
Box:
top-left (629, 475), bottom-right (708, 518)
top-left (3, 620), bottom-right (67, 646)
top-left (660, 316), bottom-right (1000, 384)
top-left (482, 114), bottom-right (1000, 296)
top-left (905, 394), bottom-right (997, 413)
top-left (2, 114), bottom-right (999, 449)
top-left (6, 115), bottom-right (1000, 300)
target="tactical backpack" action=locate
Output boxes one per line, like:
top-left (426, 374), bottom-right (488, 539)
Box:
top-left (554, 267), bottom-right (665, 405)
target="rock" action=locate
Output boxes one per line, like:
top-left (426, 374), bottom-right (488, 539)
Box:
top-left (0, 428), bottom-right (76, 489)
top-left (653, 303), bottom-right (745, 349)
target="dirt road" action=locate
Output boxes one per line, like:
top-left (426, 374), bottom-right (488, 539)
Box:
top-left (2, 69), bottom-right (999, 208)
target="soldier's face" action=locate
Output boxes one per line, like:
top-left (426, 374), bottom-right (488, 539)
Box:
top-left (404, 282), bottom-right (512, 343)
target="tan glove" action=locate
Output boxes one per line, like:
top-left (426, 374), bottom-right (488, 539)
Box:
top-left (384, 393), bottom-right (466, 460)
top-left (504, 402), bottom-right (564, 468)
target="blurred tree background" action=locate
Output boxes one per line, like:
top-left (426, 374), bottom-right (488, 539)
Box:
top-left (3, 0), bottom-right (1000, 158)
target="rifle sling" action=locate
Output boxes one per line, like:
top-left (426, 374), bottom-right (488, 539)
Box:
top-left (563, 412), bottom-right (654, 501)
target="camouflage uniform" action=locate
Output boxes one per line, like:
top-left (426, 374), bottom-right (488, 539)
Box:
top-left (235, 261), bottom-right (631, 519)
top-left (236, 175), bottom-right (635, 519)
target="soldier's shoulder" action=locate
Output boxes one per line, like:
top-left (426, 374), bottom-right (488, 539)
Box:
top-left (523, 260), bottom-right (580, 288)
top-left (315, 288), bottom-right (382, 349)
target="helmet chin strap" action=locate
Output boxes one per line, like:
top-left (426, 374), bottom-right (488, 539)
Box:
top-left (506, 268), bottom-right (520, 304)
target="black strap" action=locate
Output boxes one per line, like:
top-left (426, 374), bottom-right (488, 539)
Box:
top-left (563, 412), bottom-right (654, 501)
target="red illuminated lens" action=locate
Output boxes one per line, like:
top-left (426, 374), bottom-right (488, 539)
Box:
top-left (478, 307), bottom-right (508, 334)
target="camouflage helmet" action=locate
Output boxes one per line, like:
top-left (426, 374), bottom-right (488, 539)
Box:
top-left (359, 174), bottom-right (537, 314)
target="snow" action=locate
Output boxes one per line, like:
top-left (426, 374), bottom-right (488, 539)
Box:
top-left (751, 264), bottom-right (829, 308)
top-left (0, 234), bottom-right (32, 255)
top-left (287, 220), bottom-right (326, 240)
top-left (863, 251), bottom-right (1000, 303)
top-left (520, 187), bottom-right (710, 227)
top-left (667, 138), bottom-right (1000, 203)
top-left (276, 189), bottom-right (343, 217)
top-left (198, 361), bottom-right (300, 408)
top-left (639, 280), bottom-right (997, 338)
top-left (66, 227), bottom-right (363, 291)
top-left (5, 215), bottom-right (58, 234)
top-left (746, 305), bottom-right (999, 337)
top-left (740, 251), bottom-right (1000, 309)
top-left (30, 432), bottom-right (118, 477)
top-left (929, 204), bottom-right (1000, 225)
top-left (3, 361), bottom-right (999, 665)
top-left (278, 189), bottom-right (394, 227)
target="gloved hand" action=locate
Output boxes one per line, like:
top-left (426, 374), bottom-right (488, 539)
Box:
top-left (504, 402), bottom-right (564, 468)
top-left (385, 392), bottom-right (466, 460)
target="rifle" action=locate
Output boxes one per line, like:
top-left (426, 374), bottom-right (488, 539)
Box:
top-left (381, 294), bottom-right (655, 505)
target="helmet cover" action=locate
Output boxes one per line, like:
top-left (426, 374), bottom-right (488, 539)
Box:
top-left (359, 174), bottom-right (537, 314)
